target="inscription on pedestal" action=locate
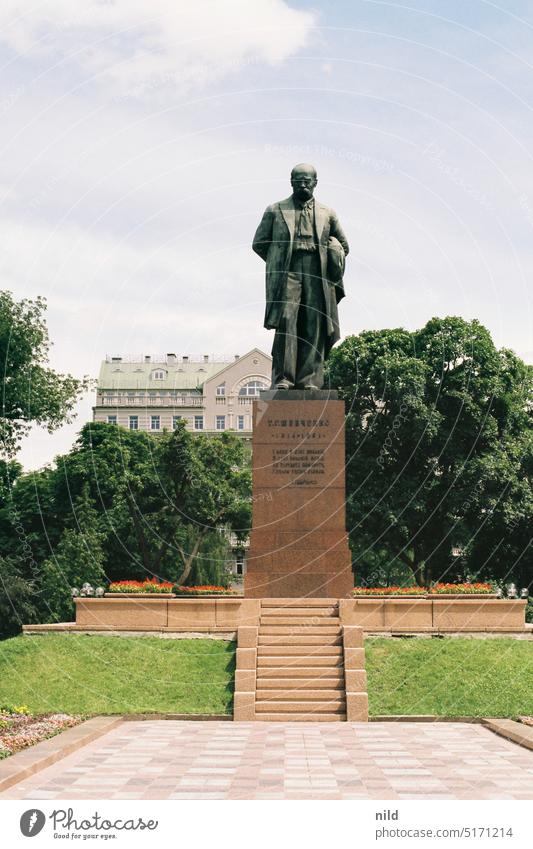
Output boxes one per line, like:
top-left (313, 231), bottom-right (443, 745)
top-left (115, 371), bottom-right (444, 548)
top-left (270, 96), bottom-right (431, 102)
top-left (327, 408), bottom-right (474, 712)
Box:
top-left (271, 446), bottom-right (326, 486)
top-left (245, 397), bottom-right (354, 599)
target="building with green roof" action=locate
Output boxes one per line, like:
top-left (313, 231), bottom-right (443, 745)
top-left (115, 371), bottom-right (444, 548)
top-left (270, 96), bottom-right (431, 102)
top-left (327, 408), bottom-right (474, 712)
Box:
top-left (93, 348), bottom-right (271, 437)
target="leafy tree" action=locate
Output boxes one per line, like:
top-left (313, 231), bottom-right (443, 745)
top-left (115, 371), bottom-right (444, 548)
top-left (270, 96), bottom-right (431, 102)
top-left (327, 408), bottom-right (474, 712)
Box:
top-left (39, 485), bottom-right (106, 622)
top-left (0, 459), bottom-right (41, 635)
top-left (327, 317), bottom-right (533, 587)
top-left (0, 559), bottom-right (37, 637)
top-left (54, 421), bottom-right (251, 585)
top-left (0, 291), bottom-right (87, 457)
top-left (176, 527), bottom-right (234, 588)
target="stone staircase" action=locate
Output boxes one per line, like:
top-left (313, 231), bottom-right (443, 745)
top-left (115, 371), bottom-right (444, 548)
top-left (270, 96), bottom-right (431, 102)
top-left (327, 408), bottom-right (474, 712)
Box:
top-left (234, 599), bottom-right (368, 722)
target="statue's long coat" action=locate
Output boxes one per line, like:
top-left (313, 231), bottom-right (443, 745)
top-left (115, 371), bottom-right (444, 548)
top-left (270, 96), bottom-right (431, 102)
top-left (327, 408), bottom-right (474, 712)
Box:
top-left (252, 195), bottom-right (349, 355)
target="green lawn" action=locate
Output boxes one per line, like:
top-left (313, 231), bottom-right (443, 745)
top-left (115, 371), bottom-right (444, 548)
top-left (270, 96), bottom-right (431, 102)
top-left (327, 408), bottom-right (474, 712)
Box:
top-left (0, 635), bottom-right (235, 715)
top-left (366, 637), bottom-right (533, 718)
top-left (0, 634), bottom-right (531, 718)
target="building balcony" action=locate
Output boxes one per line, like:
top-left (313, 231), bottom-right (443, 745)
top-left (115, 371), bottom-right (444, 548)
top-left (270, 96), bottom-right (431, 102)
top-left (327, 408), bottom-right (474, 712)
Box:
top-left (98, 395), bottom-right (204, 407)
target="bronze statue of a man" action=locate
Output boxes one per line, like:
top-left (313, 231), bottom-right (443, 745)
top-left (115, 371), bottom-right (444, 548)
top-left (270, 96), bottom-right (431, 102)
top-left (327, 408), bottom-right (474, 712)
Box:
top-left (252, 163), bottom-right (349, 390)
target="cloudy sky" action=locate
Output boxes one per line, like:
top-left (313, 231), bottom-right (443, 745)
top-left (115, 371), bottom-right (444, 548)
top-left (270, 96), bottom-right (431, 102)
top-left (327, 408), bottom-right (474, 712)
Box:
top-left (1, 0), bottom-right (532, 469)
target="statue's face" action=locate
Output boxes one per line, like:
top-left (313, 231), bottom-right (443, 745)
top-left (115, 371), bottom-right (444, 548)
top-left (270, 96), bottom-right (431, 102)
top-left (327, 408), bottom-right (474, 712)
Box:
top-left (291, 167), bottom-right (317, 202)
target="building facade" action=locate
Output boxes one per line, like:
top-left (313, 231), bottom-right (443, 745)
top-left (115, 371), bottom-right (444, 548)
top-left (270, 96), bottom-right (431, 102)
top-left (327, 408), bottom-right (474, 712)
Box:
top-left (92, 348), bottom-right (272, 438)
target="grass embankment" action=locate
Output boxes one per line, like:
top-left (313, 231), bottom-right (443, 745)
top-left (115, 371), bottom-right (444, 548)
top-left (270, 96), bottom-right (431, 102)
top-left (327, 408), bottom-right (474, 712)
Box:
top-left (0, 635), bottom-right (235, 715)
top-left (0, 634), bottom-right (531, 718)
top-left (366, 637), bottom-right (533, 718)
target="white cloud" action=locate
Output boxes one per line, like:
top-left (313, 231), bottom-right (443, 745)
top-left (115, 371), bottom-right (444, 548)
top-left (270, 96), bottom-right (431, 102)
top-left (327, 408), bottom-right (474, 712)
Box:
top-left (0, 0), bottom-right (316, 97)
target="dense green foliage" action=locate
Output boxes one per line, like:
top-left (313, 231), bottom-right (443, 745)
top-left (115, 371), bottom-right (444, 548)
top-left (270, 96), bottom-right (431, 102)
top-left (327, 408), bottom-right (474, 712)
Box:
top-left (40, 486), bottom-right (107, 622)
top-left (2, 304), bottom-right (531, 634)
top-left (366, 637), bottom-right (533, 717)
top-left (0, 291), bottom-right (86, 457)
top-left (0, 423), bottom-right (251, 632)
top-left (328, 317), bottom-right (533, 588)
top-left (0, 635), bottom-right (235, 715)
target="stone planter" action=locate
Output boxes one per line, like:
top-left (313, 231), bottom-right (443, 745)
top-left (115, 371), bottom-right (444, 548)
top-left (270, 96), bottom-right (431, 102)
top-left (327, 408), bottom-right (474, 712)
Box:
top-left (428, 593), bottom-right (499, 599)
top-left (340, 597), bottom-right (526, 632)
top-left (70, 596), bottom-right (527, 634)
top-left (74, 597), bottom-right (260, 632)
top-left (76, 596), bottom-right (169, 629)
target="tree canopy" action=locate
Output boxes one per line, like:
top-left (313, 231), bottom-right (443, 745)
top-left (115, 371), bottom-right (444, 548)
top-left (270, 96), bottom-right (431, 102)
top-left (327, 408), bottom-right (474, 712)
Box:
top-left (0, 291), bottom-right (87, 457)
top-left (327, 316), bottom-right (533, 587)
top-left (0, 421), bottom-right (252, 632)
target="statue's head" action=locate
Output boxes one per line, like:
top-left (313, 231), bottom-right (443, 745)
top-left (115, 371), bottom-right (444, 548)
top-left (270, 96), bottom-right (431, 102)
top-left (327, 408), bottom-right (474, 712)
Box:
top-left (290, 163), bottom-right (317, 202)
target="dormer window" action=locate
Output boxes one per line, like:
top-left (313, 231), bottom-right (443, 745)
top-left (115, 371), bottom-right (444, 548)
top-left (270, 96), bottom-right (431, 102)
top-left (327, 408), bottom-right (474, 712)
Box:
top-left (152, 369), bottom-right (166, 380)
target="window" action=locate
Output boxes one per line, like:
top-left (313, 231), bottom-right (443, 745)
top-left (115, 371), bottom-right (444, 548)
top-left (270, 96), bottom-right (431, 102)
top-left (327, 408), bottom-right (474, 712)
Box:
top-left (150, 415), bottom-right (161, 431)
top-left (107, 415), bottom-right (117, 425)
top-left (238, 379), bottom-right (268, 397)
top-left (172, 415), bottom-right (182, 430)
top-left (235, 551), bottom-right (245, 575)
top-left (152, 369), bottom-right (165, 380)
top-left (216, 383), bottom-right (225, 396)
top-left (129, 415), bottom-right (138, 430)
top-left (216, 415), bottom-right (225, 430)
top-left (238, 415), bottom-right (245, 430)
top-left (194, 415), bottom-right (204, 430)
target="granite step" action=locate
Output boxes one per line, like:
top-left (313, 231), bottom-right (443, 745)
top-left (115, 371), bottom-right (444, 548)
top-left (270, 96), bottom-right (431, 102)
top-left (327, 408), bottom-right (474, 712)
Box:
top-left (260, 616), bottom-right (341, 626)
top-left (261, 599), bottom-right (339, 607)
top-left (257, 645), bottom-right (343, 657)
top-left (255, 700), bottom-right (345, 714)
top-left (256, 677), bottom-right (344, 689)
top-left (256, 712), bottom-right (346, 722)
top-left (259, 606), bottom-right (338, 617)
top-left (259, 625), bottom-right (341, 636)
top-left (258, 634), bottom-right (342, 646)
top-left (257, 656), bottom-right (343, 667)
top-left (256, 667), bottom-right (344, 679)
top-left (256, 689), bottom-right (345, 701)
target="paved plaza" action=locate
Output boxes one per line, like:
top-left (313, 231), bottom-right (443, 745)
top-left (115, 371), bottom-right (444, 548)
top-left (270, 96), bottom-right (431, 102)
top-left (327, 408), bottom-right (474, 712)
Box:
top-left (2, 720), bottom-right (533, 800)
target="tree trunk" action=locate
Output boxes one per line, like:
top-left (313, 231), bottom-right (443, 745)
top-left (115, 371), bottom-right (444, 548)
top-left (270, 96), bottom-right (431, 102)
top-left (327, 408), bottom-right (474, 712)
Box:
top-left (175, 533), bottom-right (205, 586)
top-left (413, 561), bottom-right (432, 587)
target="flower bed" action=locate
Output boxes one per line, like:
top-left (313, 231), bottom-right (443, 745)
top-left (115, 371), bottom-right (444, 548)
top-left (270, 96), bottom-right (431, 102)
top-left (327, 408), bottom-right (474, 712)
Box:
top-left (352, 582), bottom-right (495, 597)
top-left (107, 579), bottom-right (174, 594)
top-left (352, 586), bottom-right (427, 596)
top-left (173, 585), bottom-right (239, 596)
top-left (430, 582), bottom-right (495, 595)
top-left (0, 704), bottom-right (81, 760)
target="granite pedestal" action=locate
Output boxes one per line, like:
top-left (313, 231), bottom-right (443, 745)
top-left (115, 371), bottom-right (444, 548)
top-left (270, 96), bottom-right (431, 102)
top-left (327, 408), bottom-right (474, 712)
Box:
top-left (244, 390), bottom-right (354, 598)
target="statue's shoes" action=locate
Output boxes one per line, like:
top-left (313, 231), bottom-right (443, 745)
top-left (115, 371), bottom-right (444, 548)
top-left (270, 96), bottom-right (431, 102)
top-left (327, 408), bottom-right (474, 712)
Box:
top-left (303, 384), bottom-right (319, 390)
top-left (274, 381), bottom-right (291, 390)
